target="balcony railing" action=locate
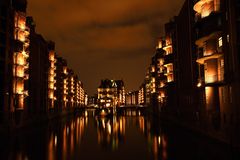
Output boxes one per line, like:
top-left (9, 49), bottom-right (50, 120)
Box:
top-left (196, 49), bottom-right (223, 64)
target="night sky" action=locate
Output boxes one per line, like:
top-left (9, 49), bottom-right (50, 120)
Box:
top-left (27, 0), bottom-right (184, 95)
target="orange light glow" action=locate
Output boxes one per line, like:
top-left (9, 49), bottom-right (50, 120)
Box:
top-left (193, 0), bottom-right (220, 18)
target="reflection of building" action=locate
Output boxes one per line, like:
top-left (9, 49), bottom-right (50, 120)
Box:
top-left (48, 116), bottom-right (88, 160)
top-left (137, 116), bottom-right (167, 160)
top-left (96, 116), bottom-right (126, 150)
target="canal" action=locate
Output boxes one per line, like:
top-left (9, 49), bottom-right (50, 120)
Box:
top-left (0, 110), bottom-right (239, 160)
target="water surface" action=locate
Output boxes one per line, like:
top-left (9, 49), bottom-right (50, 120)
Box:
top-left (0, 110), bottom-right (239, 160)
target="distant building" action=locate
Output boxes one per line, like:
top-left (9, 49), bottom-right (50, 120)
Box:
top-left (66, 69), bottom-right (74, 108)
top-left (138, 84), bottom-right (145, 105)
top-left (55, 57), bottom-right (68, 110)
top-left (97, 79), bottom-right (125, 108)
top-left (115, 80), bottom-right (126, 106)
top-left (126, 91), bottom-right (138, 105)
top-left (88, 94), bottom-right (98, 105)
top-left (97, 79), bottom-right (118, 108)
top-left (144, 68), bottom-right (151, 105)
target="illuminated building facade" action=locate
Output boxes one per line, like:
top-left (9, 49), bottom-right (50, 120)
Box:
top-left (115, 80), bottom-right (126, 106)
top-left (0, 0), bottom-right (29, 126)
top-left (138, 84), bottom-right (145, 105)
top-left (88, 94), bottom-right (98, 106)
top-left (149, 57), bottom-right (158, 106)
top-left (74, 76), bottom-right (80, 108)
top-left (139, 20), bottom-right (178, 109)
top-left (55, 57), bottom-right (68, 110)
top-left (80, 81), bottom-right (85, 107)
top-left (48, 42), bottom-right (57, 111)
top-left (162, 19), bottom-right (178, 109)
top-left (13, 4), bottom-right (30, 112)
top-left (154, 39), bottom-right (167, 109)
top-left (194, 0), bottom-right (225, 109)
top-left (55, 58), bottom-right (87, 111)
top-left (193, 0), bottom-right (240, 145)
top-left (0, 0), bottom-right (88, 128)
top-left (144, 69), bottom-right (151, 105)
top-left (75, 78), bottom-right (87, 108)
top-left (66, 69), bottom-right (74, 108)
top-left (140, 0), bottom-right (240, 147)
top-left (126, 91), bottom-right (138, 105)
top-left (98, 79), bottom-right (118, 108)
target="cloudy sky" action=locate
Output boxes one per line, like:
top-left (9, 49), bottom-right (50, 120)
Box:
top-left (27, 0), bottom-right (184, 95)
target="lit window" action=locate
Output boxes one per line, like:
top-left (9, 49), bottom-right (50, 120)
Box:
top-left (218, 37), bottom-right (223, 47)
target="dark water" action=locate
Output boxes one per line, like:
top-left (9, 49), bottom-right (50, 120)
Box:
top-left (0, 110), bottom-right (239, 160)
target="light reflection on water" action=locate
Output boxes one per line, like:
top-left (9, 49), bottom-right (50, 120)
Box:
top-left (0, 110), bottom-right (239, 160)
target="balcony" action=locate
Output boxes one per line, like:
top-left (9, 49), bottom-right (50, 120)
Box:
top-left (194, 0), bottom-right (220, 19)
top-left (196, 40), bottom-right (223, 64)
top-left (22, 51), bottom-right (29, 58)
top-left (199, 57), bottom-right (224, 85)
top-left (163, 53), bottom-right (173, 65)
top-left (195, 13), bottom-right (222, 43)
top-left (164, 70), bottom-right (173, 76)
top-left (197, 53), bottom-right (222, 64)
top-left (199, 74), bottom-right (224, 86)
